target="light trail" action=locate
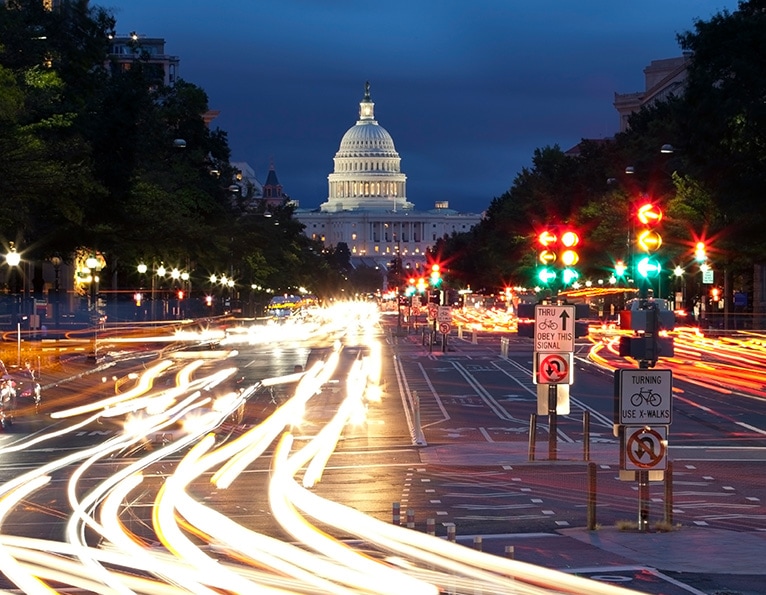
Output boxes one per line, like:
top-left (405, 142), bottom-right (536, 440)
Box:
top-left (0, 301), bottom-right (644, 594)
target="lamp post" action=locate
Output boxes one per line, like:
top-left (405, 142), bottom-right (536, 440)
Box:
top-left (156, 264), bottom-right (168, 319)
top-left (5, 243), bottom-right (22, 322)
top-left (5, 244), bottom-right (22, 365)
top-left (51, 255), bottom-right (62, 329)
top-left (85, 254), bottom-right (102, 360)
top-left (137, 262), bottom-right (148, 320)
top-left (673, 265), bottom-right (685, 312)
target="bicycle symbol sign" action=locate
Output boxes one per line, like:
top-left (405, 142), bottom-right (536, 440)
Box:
top-left (624, 426), bottom-right (667, 470)
top-left (616, 369), bottom-right (673, 425)
top-left (534, 305), bottom-right (575, 353)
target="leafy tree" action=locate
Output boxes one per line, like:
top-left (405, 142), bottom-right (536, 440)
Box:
top-left (676, 0), bottom-right (766, 277)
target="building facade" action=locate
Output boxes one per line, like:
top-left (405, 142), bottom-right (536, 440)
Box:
top-left (295, 83), bottom-right (482, 271)
top-left (613, 54), bottom-right (691, 132)
top-left (107, 33), bottom-right (180, 87)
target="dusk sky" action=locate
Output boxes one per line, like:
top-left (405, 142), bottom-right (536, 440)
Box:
top-left (103, 1), bottom-right (737, 214)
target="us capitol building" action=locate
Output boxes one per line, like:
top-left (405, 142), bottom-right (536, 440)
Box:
top-left (295, 83), bottom-right (483, 271)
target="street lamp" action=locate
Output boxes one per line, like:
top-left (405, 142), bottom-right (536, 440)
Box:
top-left (5, 243), bottom-right (20, 267)
top-left (85, 255), bottom-right (100, 313)
top-left (673, 265), bottom-right (685, 311)
top-left (85, 254), bottom-right (103, 360)
top-left (156, 264), bottom-right (167, 319)
top-left (5, 243), bottom-right (23, 364)
top-left (51, 255), bottom-right (62, 329)
top-left (5, 243), bottom-right (22, 316)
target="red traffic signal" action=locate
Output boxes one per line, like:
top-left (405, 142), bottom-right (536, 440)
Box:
top-left (637, 202), bottom-right (663, 225)
top-left (177, 290), bottom-right (184, 300)
top-left (538, 230), bottom-right (557, 247)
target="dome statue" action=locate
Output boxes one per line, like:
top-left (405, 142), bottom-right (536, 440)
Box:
top-left (321, 82), bottom-right (414, 212)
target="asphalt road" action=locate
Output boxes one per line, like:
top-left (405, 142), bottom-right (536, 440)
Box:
top-left (3, 313), bottom-right (766, 594)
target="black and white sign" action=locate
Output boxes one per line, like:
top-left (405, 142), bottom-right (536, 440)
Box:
top-left (437, 305), bottom-right (452, 323)
top-left (534, 305), bottom-right (575, 353)
top-left (616, 368), bottom-right (672, 425)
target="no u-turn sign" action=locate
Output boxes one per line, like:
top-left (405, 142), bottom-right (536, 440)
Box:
top-left (534, 352), bottom-right (573, 385)
top-left (621, 426), bottom-right (667, 470)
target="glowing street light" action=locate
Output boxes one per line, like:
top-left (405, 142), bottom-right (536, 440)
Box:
top-left (5, 243), bottom-right (20, 267)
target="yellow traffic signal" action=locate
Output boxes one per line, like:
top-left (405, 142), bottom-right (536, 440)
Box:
top-left (637, 229), bottom-right (662, 252)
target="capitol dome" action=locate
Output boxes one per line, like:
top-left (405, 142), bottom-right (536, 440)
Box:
top-left (321, 82), bottom-right (413, 213)
top-left (337, 119), bottom-right (397, 156)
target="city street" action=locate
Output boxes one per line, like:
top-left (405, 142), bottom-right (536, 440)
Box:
top-left (1, 307), bottom-right (766, 594)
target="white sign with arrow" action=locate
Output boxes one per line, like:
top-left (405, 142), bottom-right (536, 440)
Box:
top-left (534, 305), bottom-right (575, 353)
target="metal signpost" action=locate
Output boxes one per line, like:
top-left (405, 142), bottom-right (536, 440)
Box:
top-left (614, 368), bottom-right (673, 531)
top-left (437, 305), bottom-right (452, 351)
top-left (533, 304), bottom-right (576, 460)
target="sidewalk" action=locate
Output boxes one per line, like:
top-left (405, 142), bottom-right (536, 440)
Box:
top-left (562, 526), bottom-right (766, 576)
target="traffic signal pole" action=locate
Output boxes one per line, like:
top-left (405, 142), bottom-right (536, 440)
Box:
top-left (548, 384), bottom-right (558, 460)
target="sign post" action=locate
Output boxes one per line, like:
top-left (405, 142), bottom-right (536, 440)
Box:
top-left (533, 304), bottom-right (576, 460)
top-left (614, 368), bottom-right (673, 531)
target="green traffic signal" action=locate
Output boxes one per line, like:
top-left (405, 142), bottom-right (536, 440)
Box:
top-left (562, 268), bottom-right (579, 285)
top-left (637, 256), bottom-right (661, 278)
top-left (537, 267), bottom-right (556, 284)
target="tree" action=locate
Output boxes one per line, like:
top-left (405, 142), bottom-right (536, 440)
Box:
top-left (676, 0), bottom-right (766, 272)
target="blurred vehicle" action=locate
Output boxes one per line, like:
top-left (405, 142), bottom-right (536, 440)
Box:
top-left (673, 308), bottom-right (697, 327)
top-left (0, 360), bottom-right (41, 422)
top-left (267, 294), bottom-right (317, 322)
top-left (0, 376), bottom-right (15, 429)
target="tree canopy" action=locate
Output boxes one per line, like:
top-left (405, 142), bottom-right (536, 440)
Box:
top-left (436, 1), bottom-right (766, 307)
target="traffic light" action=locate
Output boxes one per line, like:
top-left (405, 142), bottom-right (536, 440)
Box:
top-left (177, 290), bottom-right (184, 300)
top-left (635, 201), bottom-right (663, 278)
top-left (205, 295), bottom-right (213, 307)
top-left (560, 230), bottom-right (580, 286)
top-left (618, 299), bottom-right (675, 366)
top-left (430, 264), bottom-right (442, 287)
top-left (614, 260), bottom-right (627, 278)
top-left (694, 241), bottom-right (706, 262)
top-left (536, 229), bottom-right (557, 284)
top-left (535, 228), bottom-right (580, 286)
top-left (134, 292), bottom-right (142, 306)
